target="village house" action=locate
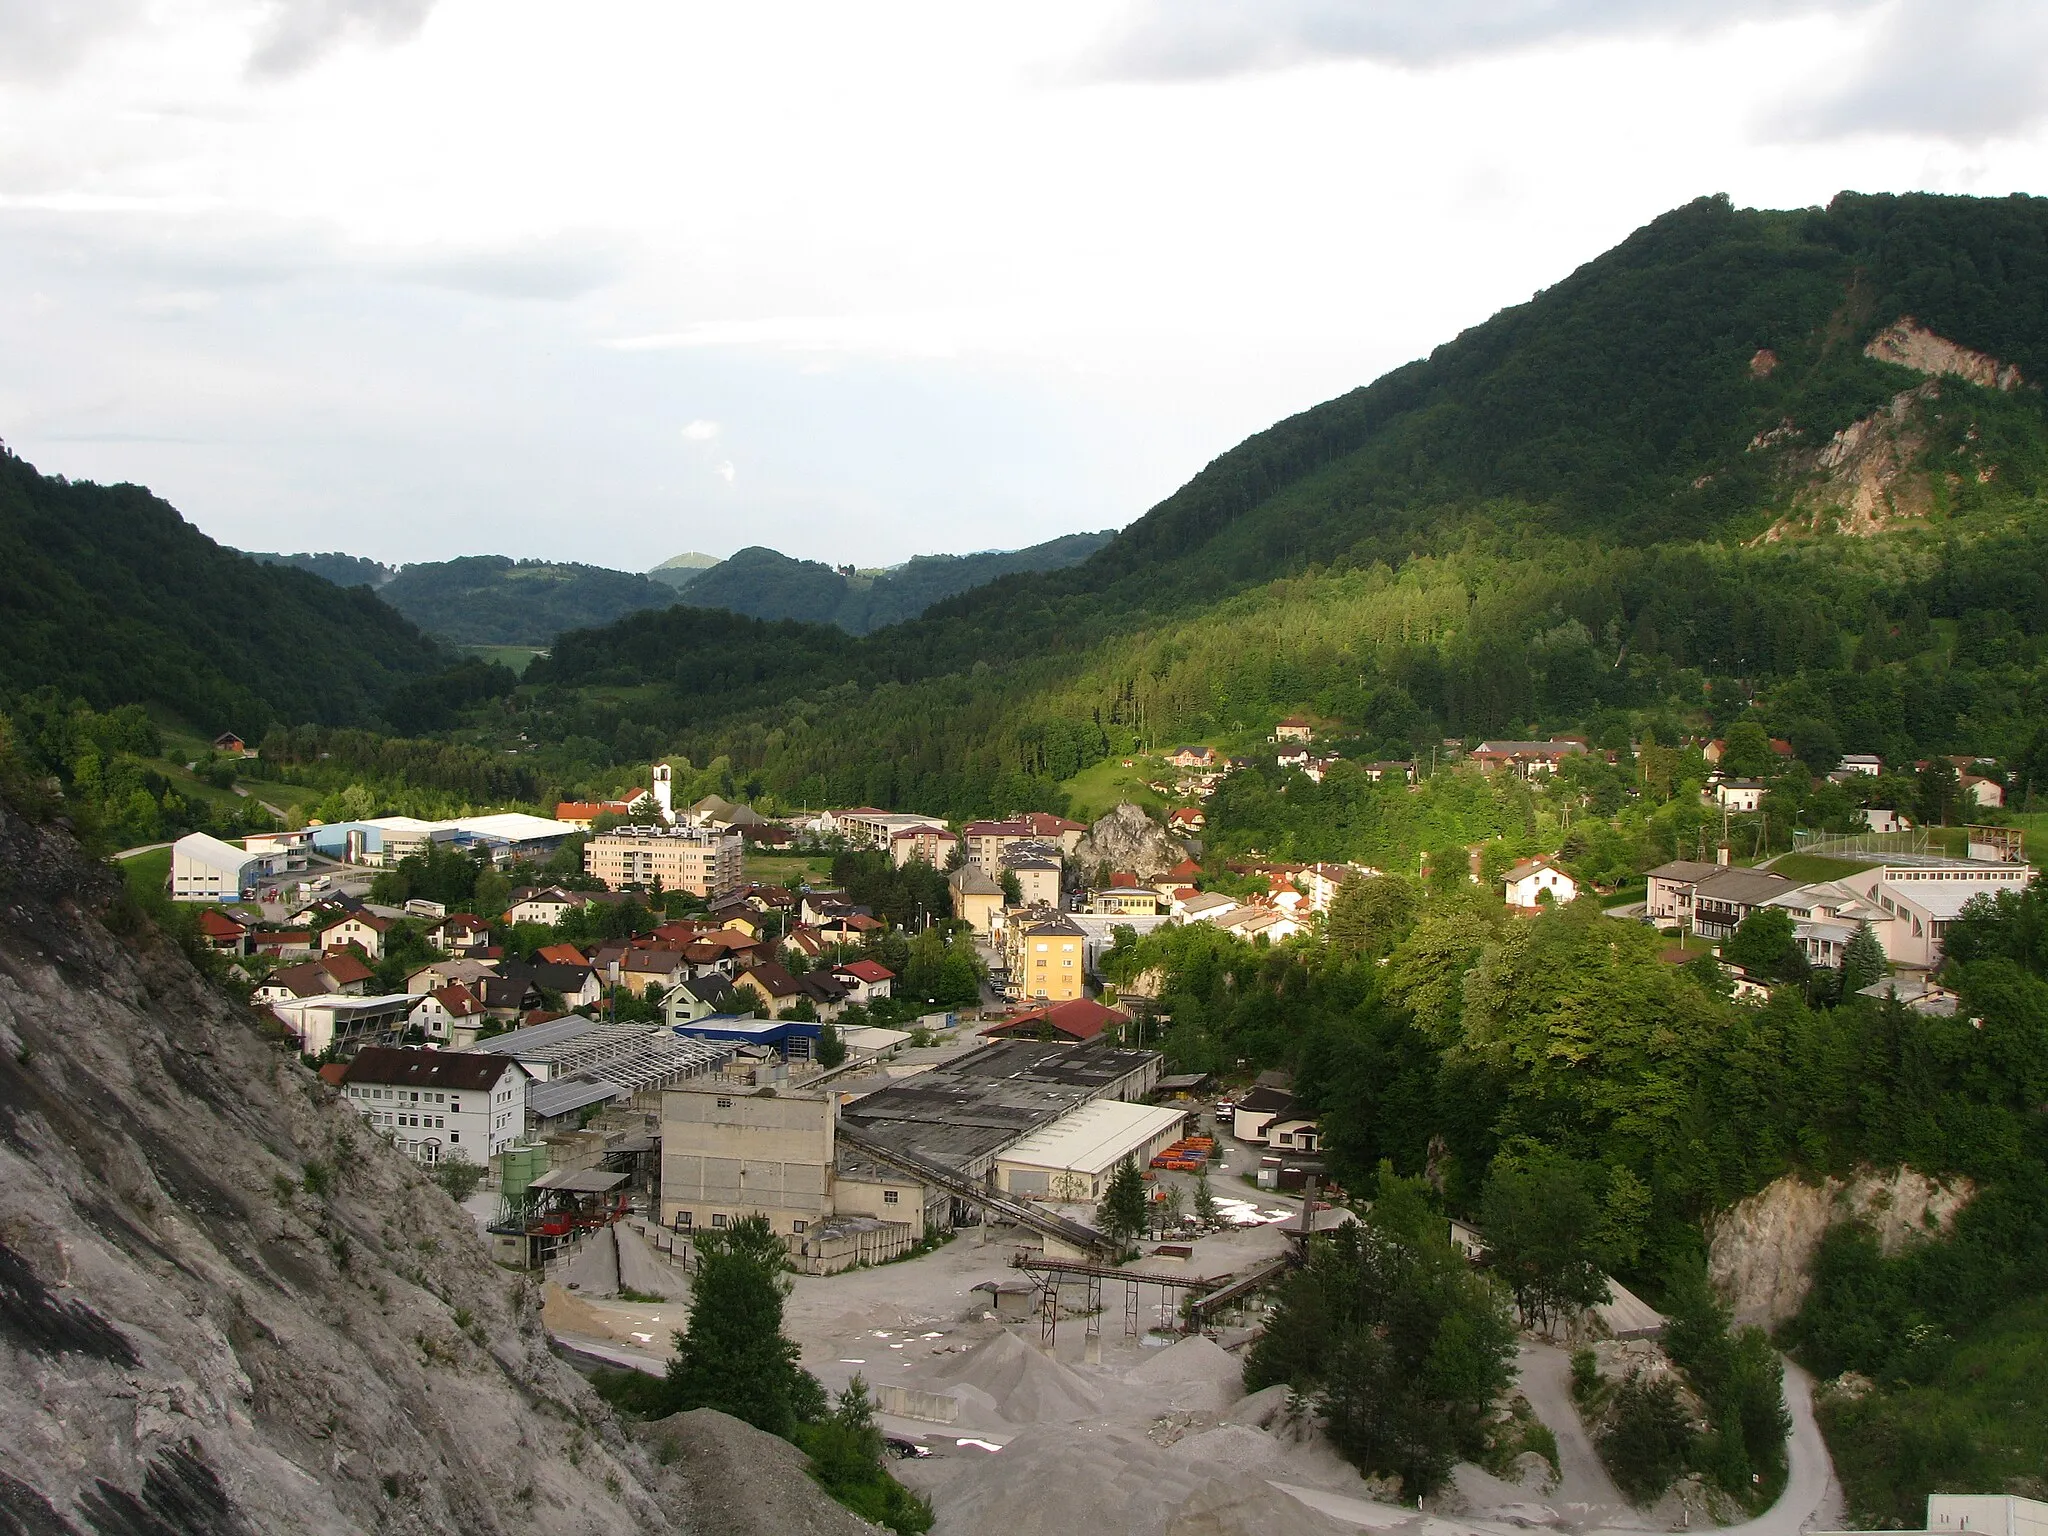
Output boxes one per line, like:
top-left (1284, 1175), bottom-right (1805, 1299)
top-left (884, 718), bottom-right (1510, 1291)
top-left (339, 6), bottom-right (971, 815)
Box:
top-left (948, 864), bottom-right (1004, 934)
top-left (889, 824), bottom-right (960, 869)
top-left (1165, 806), bottom-right (1205, 835)
top-left (504, 886), bottom-right (583, 925)
top-left (1644, 859), bottom-right (1723, 927)
top-left (1714, 779), bottom-right (1767, 813)
top-left (1273, 717), bottom-right (1314, 744)
top-left (1688, 868), bottom-right (1802, 940)
top-left (619, 948), bottom-right (689, 996)
top-left (1961, 774), bottom-right (2005, 809)
top-left (1363, 761), bottom-right (1417, 784)
top-left (1469, 738), bottom-right (1587, 778)
top-left (426, 913), bottom-right (490, 952)
top-left (196, 907), bottom-right (251, 955)
top-left (250, 951), bottom-right (378, 1005)
top-left (410, 983), bottom-right (487, 1046)
top-left (339, 1046), bottom-right (530, 1165)
top-left (1838, 753), bottom-right (1883, 776)
top-left (1503, 858), bottom-right (1577, 910)
top-left (830, 958), bottom-right (895, 1005)
top-left (1167, 745), bottom-right (1218, 770)
top-left (405, 956), bottom-right (498, 996)
top-left (734, 962), bottom-right (805, 1017)
top-left (321, 910), bottom-right (394, 960)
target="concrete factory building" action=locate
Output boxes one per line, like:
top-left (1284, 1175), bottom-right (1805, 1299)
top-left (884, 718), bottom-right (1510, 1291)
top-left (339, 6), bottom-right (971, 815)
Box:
top-left (994, 1098), bottom-right (1186, 1200)
top-left (170, 832), bottom-right (276, 901)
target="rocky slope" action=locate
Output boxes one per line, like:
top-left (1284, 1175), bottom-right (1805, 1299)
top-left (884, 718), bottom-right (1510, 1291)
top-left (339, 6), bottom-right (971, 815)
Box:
top-left (1071, 804), bottom-right (1188, 881)
top-left (1705, 1167), bottom-right (1974, 1329)
top-left (0, 801), bottom-right (869, 1534)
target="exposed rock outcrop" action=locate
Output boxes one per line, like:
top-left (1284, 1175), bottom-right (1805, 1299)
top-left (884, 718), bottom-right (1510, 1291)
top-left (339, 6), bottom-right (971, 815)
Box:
top-left (1071, 803), bottom-right (1188, 881)
top-left (0, 801), bottom-right (859, 1532)
top-left (1706, 1167), bottom-right (1975, 1328)
top-left (1864, 317), bottom-right (2023, 391)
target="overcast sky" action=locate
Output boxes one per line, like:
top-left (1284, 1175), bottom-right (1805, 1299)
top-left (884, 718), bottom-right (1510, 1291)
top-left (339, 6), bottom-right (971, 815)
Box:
top-left (4, 1), bottom-right (2048, 569)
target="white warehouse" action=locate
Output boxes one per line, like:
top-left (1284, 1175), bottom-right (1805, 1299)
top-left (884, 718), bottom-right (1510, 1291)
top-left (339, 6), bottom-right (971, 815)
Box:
top-left (170, 832), bottom-right (275, 902)
top-left (994, 1098), bottom-right (1187, 1201)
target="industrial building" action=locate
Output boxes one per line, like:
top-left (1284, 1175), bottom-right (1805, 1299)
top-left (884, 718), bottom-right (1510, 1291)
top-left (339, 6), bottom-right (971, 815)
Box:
top-left (303, 813), bottom-right (578, 867)
top-left (170, 832), bottom-right (278, 901)
top-left (657, 1038), bottom-right (1164, 1271)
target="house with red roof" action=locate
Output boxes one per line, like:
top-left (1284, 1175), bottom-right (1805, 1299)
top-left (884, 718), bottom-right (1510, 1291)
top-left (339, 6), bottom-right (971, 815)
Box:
top-left (197, 907), bottom-right (250, 955)
top-left (982, 997), bottom-right (1130, 1044)
top-left (830, 958), bottom-right (895, 1005)
top-left (409, 982), bottom-right (486, 1046)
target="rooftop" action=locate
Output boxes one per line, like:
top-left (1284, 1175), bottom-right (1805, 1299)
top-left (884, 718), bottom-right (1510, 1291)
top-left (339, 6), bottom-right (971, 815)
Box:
top-left (996, 1098), bottom-right (1186, 1177)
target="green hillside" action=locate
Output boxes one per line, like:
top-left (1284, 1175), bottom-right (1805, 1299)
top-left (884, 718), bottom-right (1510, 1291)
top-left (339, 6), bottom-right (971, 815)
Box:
top-left (646, 550), bottom-right (722, 591)
top-left (246, 550), bottom-right (396, 587)
top-left (372, 555), bottom-right (681, 646)
top-left (668, 529), bottom-right (1115, 633)
top-left (520, 191), bottom-right (2048, 814)
top-left (0, 448), bottom-right (446, 734)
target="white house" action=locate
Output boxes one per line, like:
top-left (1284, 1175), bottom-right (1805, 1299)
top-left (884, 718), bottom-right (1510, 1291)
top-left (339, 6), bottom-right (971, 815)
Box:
top-left (1962, 775), bottom-right (2005, 809)
top-left (504, 886), bottom-right (581, 926)
top-left (338, 1045), bottom-right (530, 1165)
top-left (170, 833), bottom-right (271, 902)
top-left (1859, 808), bottom-right (1910, 834)
top-left (409, 983), bottom-right (487, 1046)
top-left (1503, 858), bottom-right (1577, 910)
top-left (830, 959), bottom-right (895, 1005)
top-left (1714, 779), bottom-right (1767, 813)
top-left (320, 911), bottom-right (394, 960)
top-left (1839, 754), bottom-right (1883, 776)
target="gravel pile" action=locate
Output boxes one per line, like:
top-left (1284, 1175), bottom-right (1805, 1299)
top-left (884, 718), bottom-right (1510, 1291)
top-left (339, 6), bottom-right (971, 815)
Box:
top-left (931, 1328), bottom-right (1104, 1424)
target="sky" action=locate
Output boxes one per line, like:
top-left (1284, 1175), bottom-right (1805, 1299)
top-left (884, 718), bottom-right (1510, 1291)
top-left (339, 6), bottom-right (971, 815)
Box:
top-left (4, 1), bottom-right (2048, 570)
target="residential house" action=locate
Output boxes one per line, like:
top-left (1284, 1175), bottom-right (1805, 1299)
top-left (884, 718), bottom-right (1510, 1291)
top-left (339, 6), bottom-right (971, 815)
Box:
top-left (734, 962), bottom-right (804, 1017)
top-left (338, 1046), bottom-right (530, 1165)
top-left (251, 928), bottom-right (315, 960)
top-left (500, 959), bottom-right (603, 1009)
top-left (1007, 912), bottom-right (1088, 1003)
top-left (1860, 808), bottom-right (1910, 834)
top-left (831, 959), bottom-right (895, 1005)
top-left (472, 972), bottom-right (545, 1022)
top-left (1266, 1114), bottom-right (1321, 1153)
top-left (1179, 891), bottom-right (1239, 925)
top-left (504, 886), bottom-right (582, 925)
top-left (1689, 868), bottom-right (1803, 940)
top-left (1230, 1082), bottom-right (1299, 1144)
top-left (794, 970), bottom-right (851, 1020)
top-left (619, 948), bottom-right (689, 996)
top-left (1363, 761), bottom-right (1417, 784)
top-left (983, 997), bottom-right (1129, 1043)
top-left (1220, 905), bottom-right (1307, 943)
top-left (212, 732), bottom-right (248, 755)
top-left (889, 824), bottom-right (960, 869)
top-left (1838, 754), bottom-right (1883, 776)
top-left (782, 924), bottom-right (827, 963)
top-left (251, 952), bottom-right (378, 1005)
top-left (426, 913), bottom-right (490, 952)
top-left (664, 975), bottom-right (737, 1025)
top-left (410, 983), bottom-right (487, 1046)
top-left (1469, 739), bottom-right (1586, 778)
top-left (321, 910), bottom-right (394, 960)
top-left (1000, 842), bottom-right (1063, 907)
top-left (1762, 881), bottom-right (1893, 969)
top-left (197, 907), bottom-right (250, 955)
top-left (815, 911), bottom-right (883, 947)
top-left (1277, 746), bottom-right (1312, 770)
top-left (1962, 774), bottom-right (2005, 809)
top-left (1503, 858), bottom-right (1577, 910)
top-left (1273, 717), bottom-right (1314, 744)
top-left (1299, 862), bottom-right (1377, 914)
top-left (1714, 779), bottom-right (1767, 813)
top-left (535, 943), bottom-right (587, 967)
top-left (405, 956), bottom-right (498, 996)
top-left (948, 864), bottom-right (1004, 935)
top-left (797, 889), bottom-right (849, 925)
top-left (1165, 807), bottom-right (1205, 835)
top-left (1644, 859), bottom-right (1723, 927)
top-left (1167, 745), bottom-right (1218, 770)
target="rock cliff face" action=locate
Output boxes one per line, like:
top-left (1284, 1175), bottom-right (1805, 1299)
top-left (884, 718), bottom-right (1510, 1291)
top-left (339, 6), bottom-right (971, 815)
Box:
top-left (0, 801), bottom-right (684, 1534)
top-left (1705, 1167), bottom-right (1974, 1329)
top-left (1071, 804), bottom-right (1187, 882)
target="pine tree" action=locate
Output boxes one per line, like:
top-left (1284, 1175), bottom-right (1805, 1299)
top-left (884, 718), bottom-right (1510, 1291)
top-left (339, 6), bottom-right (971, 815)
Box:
top-left (1193, 1168), bottom-right (1219, 1226)
top-left (1100, 1158), bottom-right (1149, 1253)
top-left (1840, 921), bottom-right (1886, 996)
top-left (666, 1214), bottom-right (811, 1435)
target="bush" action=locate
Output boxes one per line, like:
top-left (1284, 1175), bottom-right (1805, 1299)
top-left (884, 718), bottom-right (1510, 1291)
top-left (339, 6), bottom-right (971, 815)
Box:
top-left (1599, 1373), bottom-right (1694, 1504)
top-left (434, 1158), bottom-right (485, 1203)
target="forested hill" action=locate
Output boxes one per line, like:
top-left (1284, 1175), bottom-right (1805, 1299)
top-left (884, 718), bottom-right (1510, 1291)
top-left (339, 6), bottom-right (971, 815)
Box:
top-left (667, 529), bottom-right (1115, 634)
top-left (0, 449), bottom-right (447, 733)
top-left (372, 557), bottom-right (681, 647)
top-left (517, 191), bottom-right (2048, 814)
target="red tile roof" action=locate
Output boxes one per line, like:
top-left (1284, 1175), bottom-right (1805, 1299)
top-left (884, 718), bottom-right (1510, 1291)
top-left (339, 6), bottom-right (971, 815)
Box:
top-left (833, 959), bottom-right (895, 984)
top-left (984, 998), bottom-right (1129, 1042)
top-left (430, 983), bottom-right (484, 1017)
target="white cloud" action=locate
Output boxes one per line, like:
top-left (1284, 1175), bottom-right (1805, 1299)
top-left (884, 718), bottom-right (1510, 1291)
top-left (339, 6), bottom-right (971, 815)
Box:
top-left (248, 0), bottom-right (441, 78)
top-left (680, 419), bottom-right (720, 441)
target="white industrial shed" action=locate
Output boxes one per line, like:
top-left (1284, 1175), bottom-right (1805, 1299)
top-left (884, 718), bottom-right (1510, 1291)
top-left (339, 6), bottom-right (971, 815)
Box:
top-left (995, 1099), bottom-right (1186, 1201)
top-left (170, 833), bottom-right (268, 902)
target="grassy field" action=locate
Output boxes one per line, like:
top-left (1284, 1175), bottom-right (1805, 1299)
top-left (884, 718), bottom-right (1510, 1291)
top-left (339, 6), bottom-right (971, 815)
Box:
top-left (1767, 853), bottom-right (1876, 884)
top-left (462, 643), bottom-right (549, 676)
top-left (1819, 1292), bottom-right (2048, 1525)
top-left (1060, 755), bottom-right (1167, 821)
top-left (744, 853), bottom-right (833, 885)
top-left (120, 846), bottom-right (171, 900)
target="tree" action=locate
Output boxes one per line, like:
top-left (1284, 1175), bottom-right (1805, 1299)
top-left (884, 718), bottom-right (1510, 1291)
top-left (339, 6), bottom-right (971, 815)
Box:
top-left (1723, 905), bottom-right (1803, 982)
top-left (1000, 870), bottom-right (1023, 906)
top-left (1719, 721), bottom-right (1774, 778)
top-left (665, 1214), bottom-right (815, 1436)
top-left (1099, 1158), bottom-right (1149, 1252)
top-left (1916, 758), bottom-right (1961, 826)
top-left (1600, 1373), bottom-right (1694, 1504)
top-left (1479, 1149), bottom-right (1611, 1335)
top-left (1327, 874), bottom-right (1420, 959)
top-left (785, 996), bottom-right (820, 1023)
top-left (1192, 1168), bottom-right (1218, 1226)
top-left (1840, 921), bottom-right (1886, 996)
top-left (817, 1023), bottom-right (847, 1068)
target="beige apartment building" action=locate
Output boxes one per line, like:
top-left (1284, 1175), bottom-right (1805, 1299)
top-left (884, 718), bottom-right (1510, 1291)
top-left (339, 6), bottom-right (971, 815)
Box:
top-left (583, 824), bottom-right (742, 898)
top-left (1006, 911), bottom-right (1088, 1003)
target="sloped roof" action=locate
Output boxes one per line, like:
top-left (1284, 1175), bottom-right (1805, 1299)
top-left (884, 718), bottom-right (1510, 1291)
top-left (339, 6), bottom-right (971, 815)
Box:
top-left (340, 1046), bottom-right (519, 1090)
top-left (834, 959), bottom-right (895, 983)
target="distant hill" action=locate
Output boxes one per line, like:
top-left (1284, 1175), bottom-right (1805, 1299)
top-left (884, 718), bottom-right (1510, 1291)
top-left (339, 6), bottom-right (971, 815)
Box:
top-left (246, 550), bottom-right (396, 588)
top-left (647, 551), bottom-right (722, 591)
top-left (0, 450), bottom-right (445, 731)
top-left (372, 557), bottom-right (683, 647)
top-left (673, 530), bottom-right (1116, 633)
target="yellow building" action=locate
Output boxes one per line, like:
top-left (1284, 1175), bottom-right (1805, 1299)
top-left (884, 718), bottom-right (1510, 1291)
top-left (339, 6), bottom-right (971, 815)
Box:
top-left (583, 824), bottom-right (742, 897)
top-left (1010, 913), bottom-right (1087, 1003)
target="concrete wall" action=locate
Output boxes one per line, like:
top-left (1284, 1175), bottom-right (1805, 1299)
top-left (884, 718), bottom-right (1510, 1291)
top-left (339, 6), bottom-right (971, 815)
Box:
top-left (832, 1170), bottom-right (927, 1235)
top-left (661, 1087), bottom-right (833, 1235)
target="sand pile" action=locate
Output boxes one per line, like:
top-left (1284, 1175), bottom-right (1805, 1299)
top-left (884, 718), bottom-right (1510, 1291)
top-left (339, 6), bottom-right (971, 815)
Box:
top-left (931, 1422), bottom-right (1209, 1536)
top-left (1225, 1383), bottom-right (1294, 1430)
top-left (644, 1409), bottom-right (878, 1536)
top-left (1164, 1475), bottom-right (1367, 1536)
top-left (931, 1328), bottom-right (1104, 1424)
top-left (1127, 1333), bottom-right (1245, 1413)
top-left (616, 1223), bottom-right (691, 1301)
top-left (1169, 1424), bottom-right (1291, 1476)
